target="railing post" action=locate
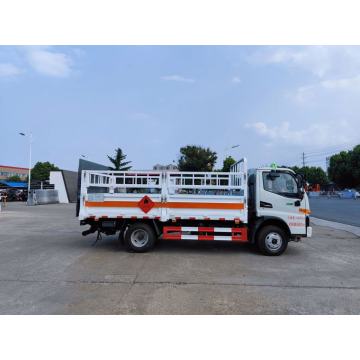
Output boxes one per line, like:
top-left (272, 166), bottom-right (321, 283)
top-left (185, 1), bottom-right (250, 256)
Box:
top-left (109, 173), bottom-right (114, 194)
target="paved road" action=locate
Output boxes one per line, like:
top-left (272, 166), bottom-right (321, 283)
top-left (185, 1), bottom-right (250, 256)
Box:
top-left (309, 197), bottom-right (360, 226)
top-left (1, 202), bottom-right (360, 314)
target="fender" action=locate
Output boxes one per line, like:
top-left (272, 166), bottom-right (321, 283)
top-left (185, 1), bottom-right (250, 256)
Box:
top-left (249, 216), bottom-right (291, 243)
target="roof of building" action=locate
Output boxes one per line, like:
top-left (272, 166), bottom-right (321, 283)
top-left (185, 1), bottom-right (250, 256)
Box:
top-left (0, 165), bottom-right (29, 170)
top-left (0, 181), bottom-right (28, 188)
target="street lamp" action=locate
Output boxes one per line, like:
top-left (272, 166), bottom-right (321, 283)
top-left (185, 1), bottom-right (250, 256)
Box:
top-left (19, 132), bottom-right (32, 204)
top-left (223, 144), bottom-right (240, 158)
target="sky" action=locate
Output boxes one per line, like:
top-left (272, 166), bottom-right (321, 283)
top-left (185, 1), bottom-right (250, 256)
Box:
top-left (1, 45), bottom-right (360, 171)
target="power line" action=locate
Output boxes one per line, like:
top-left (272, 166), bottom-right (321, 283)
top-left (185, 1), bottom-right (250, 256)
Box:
top-left (305, 159), bottom-right (327, 164)
top-left (278, 141), bottom-right (358, 168)
top-left (305, 141), bottom-right (358, 156)
top-left (301, 142), bottom-right (358, 167)
top-left (304, 152), bottom-right (340, 160)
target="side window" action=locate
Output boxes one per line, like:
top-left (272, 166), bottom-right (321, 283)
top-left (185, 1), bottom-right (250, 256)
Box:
top-left (262, 172), bottom-right (298, 197)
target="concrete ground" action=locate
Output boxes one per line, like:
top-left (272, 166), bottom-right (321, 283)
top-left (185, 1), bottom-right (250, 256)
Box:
top-left (310, 197), bottom-right (360, 226)
top-left (0, 202), bottom-right (360, 314)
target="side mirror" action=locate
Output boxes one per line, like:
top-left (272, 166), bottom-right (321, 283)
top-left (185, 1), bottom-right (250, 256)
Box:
top-left (298, 189), bottom-right (305, 200)
top-left (296, 174), bottom-right (305, 199)
top-left (296, 174), bottom-right (305, 186)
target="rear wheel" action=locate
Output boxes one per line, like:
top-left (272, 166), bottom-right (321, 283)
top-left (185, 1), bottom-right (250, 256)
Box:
top-left (256, 225), bottom-right (288, 256)
top-left (124, 223), bottom-right (156, 252)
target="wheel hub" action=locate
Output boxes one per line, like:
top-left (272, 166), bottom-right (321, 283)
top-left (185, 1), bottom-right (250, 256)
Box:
top-left (265, 232), bottom-right (283, 251)
top-left (130, 229), bottom-right (149, 247)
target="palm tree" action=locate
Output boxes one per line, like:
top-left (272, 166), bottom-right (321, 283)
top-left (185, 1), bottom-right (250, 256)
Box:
top-left (107, 148), bottom-right (132, 170)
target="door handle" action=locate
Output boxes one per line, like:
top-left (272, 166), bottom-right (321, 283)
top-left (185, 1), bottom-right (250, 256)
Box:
top-left (260, 201), bottom-right (273, 208)
top-left (294, 200), bottom-right (301, 207)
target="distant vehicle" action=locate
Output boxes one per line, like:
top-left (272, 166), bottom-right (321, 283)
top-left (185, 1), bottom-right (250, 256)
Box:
top-left (78, 159), bottom-right (312, 256)
top-left (338, 189), bottom-right (359, 199)
top-left (0, 189), bottom-right (27, 202)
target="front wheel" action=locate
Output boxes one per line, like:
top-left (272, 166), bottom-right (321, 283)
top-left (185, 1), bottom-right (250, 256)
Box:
top-left (256, 225), bottom-right (288, 256)
top-left (124, 222), bottom-right (156, 253)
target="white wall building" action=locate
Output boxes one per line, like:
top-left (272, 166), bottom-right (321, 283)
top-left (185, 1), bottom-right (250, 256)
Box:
top-left (50, 170), bottom-right (77, 204)
top-left (49, 172), bottom-right (69, 203)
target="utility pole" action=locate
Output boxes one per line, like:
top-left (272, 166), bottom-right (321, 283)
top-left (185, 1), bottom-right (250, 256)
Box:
top-left (302, 152), bottom-right (306, 167)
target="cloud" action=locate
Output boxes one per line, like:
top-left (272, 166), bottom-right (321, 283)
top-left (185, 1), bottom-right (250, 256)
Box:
top-left (161, 75), bottom-right (195, 83)
top-left (320, 75), bottom-right (360, 90)
top-left (245, 120), bottom-right (356, 148)
top-left (292, 75), bottom-right (360, 103)
top-left (0, 63), bottom-right (22, 77)
top-left (250, 46), bottom-right (360, 103)
top-left (25, 48), bottom-right (73, 77)
top-left (254, 47), bottom-right (332, 78)
top-left (231, 76), bottom-right (241, 83)
top-left (250, 46), bottom-right (360, 79)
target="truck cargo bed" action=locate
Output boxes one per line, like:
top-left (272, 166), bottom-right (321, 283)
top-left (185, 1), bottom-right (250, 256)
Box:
top-left (79, 160), bottom-right (248, 223)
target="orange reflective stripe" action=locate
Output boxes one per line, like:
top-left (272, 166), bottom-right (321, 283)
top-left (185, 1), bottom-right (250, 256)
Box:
top-left (85, 200), bottom-right (244, 210)
top-left (299, 208), bottom-right (311, 215)
top-left (86, 201), bottom-right (139, 208)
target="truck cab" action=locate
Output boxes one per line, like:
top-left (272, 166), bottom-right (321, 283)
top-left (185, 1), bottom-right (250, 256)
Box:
top-left (248, 167), bottom-right (312, 255)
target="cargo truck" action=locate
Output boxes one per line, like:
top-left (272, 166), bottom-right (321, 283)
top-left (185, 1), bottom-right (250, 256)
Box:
top-left (78, 159), bottom-right (312, 255)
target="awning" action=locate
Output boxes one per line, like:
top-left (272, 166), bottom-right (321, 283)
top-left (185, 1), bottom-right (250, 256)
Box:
top-left (0, 181), bottom-right (28, 188)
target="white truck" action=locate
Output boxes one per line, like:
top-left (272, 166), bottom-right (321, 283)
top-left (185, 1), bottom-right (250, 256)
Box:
top-left (78, 159), bottom-right (312, 256)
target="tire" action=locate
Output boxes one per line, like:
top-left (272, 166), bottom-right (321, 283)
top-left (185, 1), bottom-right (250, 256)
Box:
top-left (256, 225), bottom-right (288, 256)
top-left (124, 222), bottom-right (156, 253)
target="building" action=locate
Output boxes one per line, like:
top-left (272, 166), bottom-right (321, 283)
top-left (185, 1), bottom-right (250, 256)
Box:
top-left (153, 163), bottom-right (178, 171)
top-left (49, 170), bottom-right (77, 203)
top-left (0, 165), bottom-right (29, 180)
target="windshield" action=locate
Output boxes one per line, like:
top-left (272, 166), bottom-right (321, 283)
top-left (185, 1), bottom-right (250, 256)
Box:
top-left (262, 171), bottom-right (299, 198)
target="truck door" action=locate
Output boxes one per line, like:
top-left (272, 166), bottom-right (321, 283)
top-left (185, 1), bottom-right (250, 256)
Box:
top-left (257, 170), bottom-right (306, 235)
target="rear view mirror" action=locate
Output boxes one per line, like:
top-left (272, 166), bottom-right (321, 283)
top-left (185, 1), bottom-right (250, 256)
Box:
top-left (268, 170), bottom-right (280, 180)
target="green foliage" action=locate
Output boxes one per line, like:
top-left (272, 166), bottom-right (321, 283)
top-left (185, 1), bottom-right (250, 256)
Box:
top-left (107, 148), bottom-right (132, 171)
top-left (31, 161), bottom-right (60, 181)
top-left (351, 145), bottom-right (360, 186)
top-left (328, 145), bottom-right (360, 188)
top-left (291, 166), bottom-right (329, 186)
top-left (178, 145), bottom-right (217, 172)
top-left (222, 156), bottom-right (236, 172)
top-left (7, 175), bottom-right (22, 182)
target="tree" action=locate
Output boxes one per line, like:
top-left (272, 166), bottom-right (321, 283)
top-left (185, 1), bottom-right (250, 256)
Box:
top-left (328, 145), bottom-right (360, 188)
top-left (291, 166), bottom-right (329, 186)
top-left (107, 148), bottom-right (132, 171)
top-left (222, 156), bottom-right (236, 172)
top-left (31, 161), bottom-right (60, 181)
top-left (350, 145), bottom-right (360, 186)
top-left (178, 145), bottom-right (217, 171)
top-left (7, 175), bottom-right (22, 182)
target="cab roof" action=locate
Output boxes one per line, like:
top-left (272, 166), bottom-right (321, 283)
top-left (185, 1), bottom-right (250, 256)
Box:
top-left (257, 167), bottom-right (295, 173)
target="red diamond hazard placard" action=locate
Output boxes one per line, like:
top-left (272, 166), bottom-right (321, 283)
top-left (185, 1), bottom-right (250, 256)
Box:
top-left (138, 195), bottom-right (155, 213)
